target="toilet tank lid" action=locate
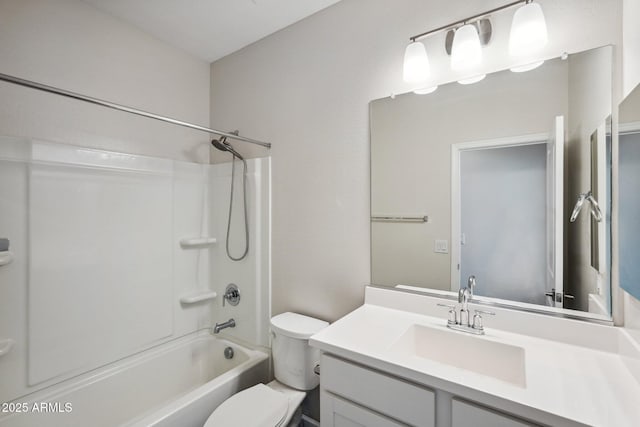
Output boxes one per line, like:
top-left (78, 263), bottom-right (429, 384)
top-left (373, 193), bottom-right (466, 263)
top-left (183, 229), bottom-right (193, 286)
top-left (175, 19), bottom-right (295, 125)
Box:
top-left (271, 312), bottom-right (329, 339)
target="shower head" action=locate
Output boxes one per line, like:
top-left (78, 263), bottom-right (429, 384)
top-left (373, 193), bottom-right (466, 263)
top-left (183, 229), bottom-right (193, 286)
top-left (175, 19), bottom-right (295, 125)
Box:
top-left (211, 135), bottom-right (244, 160)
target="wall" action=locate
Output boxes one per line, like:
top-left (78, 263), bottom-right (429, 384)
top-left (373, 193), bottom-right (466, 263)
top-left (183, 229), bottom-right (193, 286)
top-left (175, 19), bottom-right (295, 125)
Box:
top-left (0, 0), bottom-right (211, 161)
top-left (210, 0), bottom-right (622, 322)
top-left (370, 60), bottom-right (568, 291)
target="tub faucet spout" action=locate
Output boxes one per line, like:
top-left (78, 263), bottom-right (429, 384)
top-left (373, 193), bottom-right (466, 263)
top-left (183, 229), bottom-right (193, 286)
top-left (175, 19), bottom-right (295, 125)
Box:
top-left (212, 318), bottom-right (236, 334)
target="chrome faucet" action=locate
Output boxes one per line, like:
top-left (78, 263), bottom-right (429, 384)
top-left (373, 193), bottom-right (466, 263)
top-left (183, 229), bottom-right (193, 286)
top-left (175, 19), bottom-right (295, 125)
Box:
top-left (438, 275), bottom-right (494, 335)
top-left (212, 318), bottom-right (236, 334)
top-left (467, 275), bottom-right (476, 297)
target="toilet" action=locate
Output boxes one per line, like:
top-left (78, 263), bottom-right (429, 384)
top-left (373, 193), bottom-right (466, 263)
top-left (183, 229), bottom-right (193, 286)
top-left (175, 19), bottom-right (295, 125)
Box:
top-left (204, 312), bottom-right (329, 427)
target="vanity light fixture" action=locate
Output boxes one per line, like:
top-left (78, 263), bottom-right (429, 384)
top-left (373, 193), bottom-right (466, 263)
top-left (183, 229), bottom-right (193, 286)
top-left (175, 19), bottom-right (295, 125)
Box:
top-left (403, 0), bottom-right (548, 88)
top-left (509, 1), bottom-right (548, 61)
top-left (451, 24), bottom-right (483, 72)
top-left (403, 41), bottom-right (430, 84)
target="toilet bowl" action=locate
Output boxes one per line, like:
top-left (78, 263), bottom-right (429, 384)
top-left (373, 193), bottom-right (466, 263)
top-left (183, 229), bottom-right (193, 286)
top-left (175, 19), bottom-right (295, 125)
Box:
top-left (203, 312), bottom-right (328, 427)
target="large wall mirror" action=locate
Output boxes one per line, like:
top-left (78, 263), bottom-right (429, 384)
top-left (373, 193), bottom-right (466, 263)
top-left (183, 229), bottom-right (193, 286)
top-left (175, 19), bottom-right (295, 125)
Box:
top-left (370, 45), bottom-right (613, 320)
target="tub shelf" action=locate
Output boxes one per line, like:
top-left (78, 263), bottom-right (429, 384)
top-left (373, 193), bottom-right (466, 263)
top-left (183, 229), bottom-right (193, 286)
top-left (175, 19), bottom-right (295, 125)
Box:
top-left (180, 291), bottom-right (218, 304)
top-left (179, 237), bottom-right (217, 248)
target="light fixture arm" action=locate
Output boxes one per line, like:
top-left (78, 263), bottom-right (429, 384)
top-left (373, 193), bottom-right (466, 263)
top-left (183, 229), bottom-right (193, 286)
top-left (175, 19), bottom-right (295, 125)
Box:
top-left (409, 0), bottom-right (529, 42)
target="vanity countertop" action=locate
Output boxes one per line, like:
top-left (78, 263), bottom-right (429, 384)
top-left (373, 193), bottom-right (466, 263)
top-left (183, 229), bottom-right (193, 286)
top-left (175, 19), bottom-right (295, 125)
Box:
top-left (310, 287), bottom-right (640, 427)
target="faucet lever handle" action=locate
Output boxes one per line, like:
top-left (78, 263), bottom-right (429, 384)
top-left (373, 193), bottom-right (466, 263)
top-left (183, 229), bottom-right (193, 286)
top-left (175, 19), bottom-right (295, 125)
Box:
top-left (437, 303), bottom-right (458, 325)
top-left (472, 309), bottom-right (495, 331)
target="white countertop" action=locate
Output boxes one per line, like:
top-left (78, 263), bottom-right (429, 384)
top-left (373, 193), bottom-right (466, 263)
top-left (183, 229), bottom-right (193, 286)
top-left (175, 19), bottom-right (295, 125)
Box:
top-left (310, 290), bottom-right (640, 427)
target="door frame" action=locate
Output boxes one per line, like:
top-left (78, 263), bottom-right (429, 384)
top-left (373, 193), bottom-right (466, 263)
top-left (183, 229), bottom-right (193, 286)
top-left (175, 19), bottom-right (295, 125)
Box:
top-left (450, 133), bottom-right (549, 291)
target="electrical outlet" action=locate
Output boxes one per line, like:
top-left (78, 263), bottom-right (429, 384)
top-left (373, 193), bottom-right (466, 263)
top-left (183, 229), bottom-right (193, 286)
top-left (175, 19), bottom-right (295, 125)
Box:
top-left (434, 239), bottom-right (448, 254)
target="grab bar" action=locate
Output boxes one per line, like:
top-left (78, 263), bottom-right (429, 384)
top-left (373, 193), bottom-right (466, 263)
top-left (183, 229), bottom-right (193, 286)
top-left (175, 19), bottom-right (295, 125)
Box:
top-left (371, 215), bottom-right (428, 223)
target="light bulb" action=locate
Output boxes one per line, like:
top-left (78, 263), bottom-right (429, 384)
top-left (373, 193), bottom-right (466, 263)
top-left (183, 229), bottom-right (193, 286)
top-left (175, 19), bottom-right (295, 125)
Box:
top-left (451, 24), bottom-right (482, 72)
top-left (403, 41), bottom-right (430, 84)
top-left (509, 1), bottom-right (548, 57)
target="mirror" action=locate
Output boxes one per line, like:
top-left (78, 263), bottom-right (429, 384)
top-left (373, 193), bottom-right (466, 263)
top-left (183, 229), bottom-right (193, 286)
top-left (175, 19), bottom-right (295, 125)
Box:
top-left (370, 45), bottom-right (613, 320)
top-left (619, 83), bottom-right (640, 302)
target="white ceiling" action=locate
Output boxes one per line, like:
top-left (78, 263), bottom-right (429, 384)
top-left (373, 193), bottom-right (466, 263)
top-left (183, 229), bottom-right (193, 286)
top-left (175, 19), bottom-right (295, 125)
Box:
top-left (82, 0), bottom-right (342, 63)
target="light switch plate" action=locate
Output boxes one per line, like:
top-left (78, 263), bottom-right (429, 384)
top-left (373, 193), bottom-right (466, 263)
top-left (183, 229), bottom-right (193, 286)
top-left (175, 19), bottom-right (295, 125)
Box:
top-left (434, 239), bottom-right (448, 254)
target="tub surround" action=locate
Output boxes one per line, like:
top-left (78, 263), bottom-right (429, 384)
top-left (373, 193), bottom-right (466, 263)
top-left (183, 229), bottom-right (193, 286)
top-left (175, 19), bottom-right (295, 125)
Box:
top-left (310, 286), bottom-right (640, 427)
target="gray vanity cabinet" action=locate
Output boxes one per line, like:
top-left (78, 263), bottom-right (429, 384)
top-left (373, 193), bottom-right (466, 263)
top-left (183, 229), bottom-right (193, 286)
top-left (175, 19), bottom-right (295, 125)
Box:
top-left (319, 354), bottom-right (539, 427)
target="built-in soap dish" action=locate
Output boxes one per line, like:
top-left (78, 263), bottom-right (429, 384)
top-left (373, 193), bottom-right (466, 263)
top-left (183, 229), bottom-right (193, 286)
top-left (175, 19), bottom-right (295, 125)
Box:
top-left (180, 290), bottom-right (217, 305)
top-left (179, 237), bottom-right (217, 249)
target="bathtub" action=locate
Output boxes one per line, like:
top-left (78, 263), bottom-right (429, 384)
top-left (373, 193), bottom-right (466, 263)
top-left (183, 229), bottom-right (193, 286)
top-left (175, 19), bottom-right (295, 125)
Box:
top-left (0, 332), bottom-right (269, 427)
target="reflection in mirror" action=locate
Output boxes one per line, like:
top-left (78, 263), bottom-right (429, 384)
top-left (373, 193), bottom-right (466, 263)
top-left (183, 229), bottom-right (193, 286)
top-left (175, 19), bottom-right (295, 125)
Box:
top-left (619, 83), bottom-right (640, 301)
top-left (370, 45), bottom-right (612, 319)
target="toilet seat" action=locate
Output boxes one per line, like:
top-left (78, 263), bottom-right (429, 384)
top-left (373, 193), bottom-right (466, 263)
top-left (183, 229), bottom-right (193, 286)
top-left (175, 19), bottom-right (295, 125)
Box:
top-left (203, 384), bottom-right (289, 427)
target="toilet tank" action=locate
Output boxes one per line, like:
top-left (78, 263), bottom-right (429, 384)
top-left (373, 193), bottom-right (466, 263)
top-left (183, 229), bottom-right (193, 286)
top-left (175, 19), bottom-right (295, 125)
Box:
top-left (270, 312), bottom-right (328, 390)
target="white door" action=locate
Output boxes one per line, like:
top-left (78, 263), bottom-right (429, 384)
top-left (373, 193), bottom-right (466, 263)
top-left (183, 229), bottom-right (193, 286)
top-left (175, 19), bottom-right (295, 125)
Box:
top-left (545, 116), bottom-right (564, 307)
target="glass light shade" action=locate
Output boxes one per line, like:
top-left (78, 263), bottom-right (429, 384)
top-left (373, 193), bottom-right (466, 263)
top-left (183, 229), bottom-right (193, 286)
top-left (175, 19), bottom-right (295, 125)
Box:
top-left (413, 85), bottom-right (438, 95)
top-left (509, 2), bottom-right (548, 57)
top-left (403, 41), bottom-right (430, 84)
top-left (458, 74), bottom-right (486, 85)
top-left (451, 24), bottom-right (482, 72)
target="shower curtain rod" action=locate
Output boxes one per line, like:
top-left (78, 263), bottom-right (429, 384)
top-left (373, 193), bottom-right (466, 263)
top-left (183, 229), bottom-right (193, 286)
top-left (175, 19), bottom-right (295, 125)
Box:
top-left (0, 72), bottom-right (271, 149)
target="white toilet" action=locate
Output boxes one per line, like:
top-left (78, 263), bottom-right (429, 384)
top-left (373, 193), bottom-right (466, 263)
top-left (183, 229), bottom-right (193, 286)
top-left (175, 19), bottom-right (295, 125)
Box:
top-left (203, 312), bottom-right (329, 427)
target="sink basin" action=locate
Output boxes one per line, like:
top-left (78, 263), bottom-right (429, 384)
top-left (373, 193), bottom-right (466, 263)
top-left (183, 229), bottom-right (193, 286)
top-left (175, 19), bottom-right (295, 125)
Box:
top-left (393, 324), bottom-right (526, 387)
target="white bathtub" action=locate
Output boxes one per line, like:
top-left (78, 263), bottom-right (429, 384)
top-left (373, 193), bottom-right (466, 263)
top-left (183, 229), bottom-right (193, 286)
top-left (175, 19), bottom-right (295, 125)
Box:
top-left (0, 332), bottom-right (269, 427)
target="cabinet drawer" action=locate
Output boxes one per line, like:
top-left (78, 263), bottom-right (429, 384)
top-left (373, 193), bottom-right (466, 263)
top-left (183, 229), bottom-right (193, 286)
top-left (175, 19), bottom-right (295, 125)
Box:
top-left (452, 398), bottom-right (539, 427)
top-left (323, 392), bottom-right (406, 427)
top-left (321, 354), bottom-right (435, 427)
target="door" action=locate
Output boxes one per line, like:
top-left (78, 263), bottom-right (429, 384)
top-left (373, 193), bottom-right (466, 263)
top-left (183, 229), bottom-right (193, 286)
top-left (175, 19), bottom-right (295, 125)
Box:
top-left (455, 140), bottom-right (548, 305)
top-left (545, 116), bottom-right (564, 307)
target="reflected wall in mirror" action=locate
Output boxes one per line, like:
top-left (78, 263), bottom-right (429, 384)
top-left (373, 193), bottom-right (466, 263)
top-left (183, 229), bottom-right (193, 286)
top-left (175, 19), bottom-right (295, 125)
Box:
top-left (619, 83), bottom-right (640, 301)
top-left (370, 45), bottom-right (612, 319)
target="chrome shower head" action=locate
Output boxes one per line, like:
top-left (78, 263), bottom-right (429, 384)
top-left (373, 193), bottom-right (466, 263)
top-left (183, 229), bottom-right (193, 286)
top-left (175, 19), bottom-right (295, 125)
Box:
top-left (211, 135), bottom-right (244, 160)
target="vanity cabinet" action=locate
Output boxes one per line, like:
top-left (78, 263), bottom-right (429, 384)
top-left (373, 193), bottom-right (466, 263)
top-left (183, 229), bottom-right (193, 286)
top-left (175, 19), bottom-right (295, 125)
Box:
top-left (320, 354), bottom-right (538, 427)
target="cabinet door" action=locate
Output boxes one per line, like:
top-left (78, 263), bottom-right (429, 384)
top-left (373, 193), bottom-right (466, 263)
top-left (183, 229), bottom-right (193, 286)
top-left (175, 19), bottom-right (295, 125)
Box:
top-left (322, 392), bottom-right (406, 427)
top-left (321, 354), bottom-right (435, 427)
top-left (452, 399), bottom-right (538, 427)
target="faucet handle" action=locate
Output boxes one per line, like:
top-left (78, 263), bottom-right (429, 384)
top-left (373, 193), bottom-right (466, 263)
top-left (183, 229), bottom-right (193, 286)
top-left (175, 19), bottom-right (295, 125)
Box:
top-left (437, 303), bottom-right (458, 325)
top-left (472, 309), bottom-right (495, 331)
